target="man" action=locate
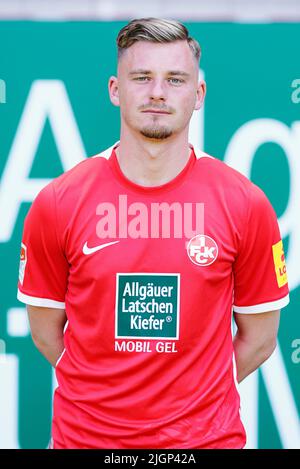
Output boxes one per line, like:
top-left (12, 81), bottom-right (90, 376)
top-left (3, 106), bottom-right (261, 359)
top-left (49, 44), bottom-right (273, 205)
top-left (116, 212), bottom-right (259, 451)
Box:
top-left (17, 18), bottom-right (289, 449)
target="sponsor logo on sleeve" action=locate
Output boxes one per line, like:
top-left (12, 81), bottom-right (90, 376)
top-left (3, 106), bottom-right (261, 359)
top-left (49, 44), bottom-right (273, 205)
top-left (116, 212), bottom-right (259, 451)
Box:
top-left (19, 243), bottom-right (27, 285)
top-left (272, 240), bottom-right (288, 288)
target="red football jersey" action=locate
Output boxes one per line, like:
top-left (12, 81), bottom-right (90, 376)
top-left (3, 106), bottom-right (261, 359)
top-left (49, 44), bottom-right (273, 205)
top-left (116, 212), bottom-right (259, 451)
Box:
top-left (17, 142), bottom-right (289, 449)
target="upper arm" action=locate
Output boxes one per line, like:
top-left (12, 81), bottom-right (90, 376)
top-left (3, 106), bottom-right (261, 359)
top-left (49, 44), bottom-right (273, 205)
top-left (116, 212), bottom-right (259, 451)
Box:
top-left (233, 309), bottom-right (280, 348)
top-left (27, 305), bottom-right (67, 344)
top-left (17, 183), bottom-right (69, 309)
top-left (232, 183), bottom-right (289, 314)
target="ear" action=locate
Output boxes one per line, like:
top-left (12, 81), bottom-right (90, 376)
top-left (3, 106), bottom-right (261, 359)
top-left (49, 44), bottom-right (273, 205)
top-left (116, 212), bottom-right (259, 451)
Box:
top-left (194, 79), bottom-right (206, 111)
top-left (108, 76), bottom-right (120, 107)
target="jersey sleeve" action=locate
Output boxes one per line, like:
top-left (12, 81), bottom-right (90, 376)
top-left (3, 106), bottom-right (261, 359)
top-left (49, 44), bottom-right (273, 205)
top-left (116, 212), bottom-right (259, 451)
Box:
top-left (17, 182), bottom-right (69, 308)
top-left (232, 183), bottom-right (290, 314)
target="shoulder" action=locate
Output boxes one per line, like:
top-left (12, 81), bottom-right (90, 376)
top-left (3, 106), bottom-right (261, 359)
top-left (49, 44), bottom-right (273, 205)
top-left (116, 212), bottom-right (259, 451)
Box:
top-left (194, 148), bottom-right (252, 189)
top-left (53, 148), bottom-right (112, 191)
top-left (193, 148), bottom-right (270, 203)
top-left (28, 143), bottom-right (115, 215)
top-left (37, 144), bottom-right (115, 201)
top-left (192, 148), bottom-right (277, 227)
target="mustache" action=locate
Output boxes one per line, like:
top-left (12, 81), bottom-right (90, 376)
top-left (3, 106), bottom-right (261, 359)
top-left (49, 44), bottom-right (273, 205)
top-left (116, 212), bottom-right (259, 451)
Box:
top-left (139, 104), bottom-right (174, 113)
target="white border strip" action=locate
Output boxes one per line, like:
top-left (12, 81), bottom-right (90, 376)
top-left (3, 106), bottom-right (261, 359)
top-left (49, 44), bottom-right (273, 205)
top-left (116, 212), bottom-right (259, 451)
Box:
top-left (233, 294), bottom-right (290, 314)
top-left (55, 348), bottom-right (66, 368)
top-left (1, 1), bottom-right (299, 22)
top-left (232, 349), bottom-right (240, 391)
top-left (193, 147), bottom-right (214, 160)
top-left (93, 142), bottom-right (214, 162)
top-left (17, 290), bottom-right (65, 309)
top-left (92, 141), bottom-right (119, 159)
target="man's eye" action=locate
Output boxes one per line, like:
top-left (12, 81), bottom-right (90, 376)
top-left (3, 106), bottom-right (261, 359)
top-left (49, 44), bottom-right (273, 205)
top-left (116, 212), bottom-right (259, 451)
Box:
top-left (133, 76), bottom-right (151, 82)
top-left (168, 78), bottom-right (184, 85)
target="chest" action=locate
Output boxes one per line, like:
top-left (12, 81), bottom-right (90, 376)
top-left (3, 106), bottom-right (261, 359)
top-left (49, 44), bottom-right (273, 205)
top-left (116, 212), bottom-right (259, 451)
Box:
top-left (64, 191), bottom-right (240, 284)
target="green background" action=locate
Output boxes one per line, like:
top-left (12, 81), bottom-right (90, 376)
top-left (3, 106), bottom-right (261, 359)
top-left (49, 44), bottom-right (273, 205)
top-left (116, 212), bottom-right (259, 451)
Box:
top-left (0, 22), bottom-right (299, 448)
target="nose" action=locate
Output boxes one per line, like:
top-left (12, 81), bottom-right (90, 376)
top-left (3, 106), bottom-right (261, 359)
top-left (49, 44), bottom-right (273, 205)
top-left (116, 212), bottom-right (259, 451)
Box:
top-left (149, 79), bottom-right (166, 101)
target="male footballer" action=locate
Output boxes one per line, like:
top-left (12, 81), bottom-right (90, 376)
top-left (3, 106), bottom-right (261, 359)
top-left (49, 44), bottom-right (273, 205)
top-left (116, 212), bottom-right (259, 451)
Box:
top-left (17, 18), bottom-right (290, 449)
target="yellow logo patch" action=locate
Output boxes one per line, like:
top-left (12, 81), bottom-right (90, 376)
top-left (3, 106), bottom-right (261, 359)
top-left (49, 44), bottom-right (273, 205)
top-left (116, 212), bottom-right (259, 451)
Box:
top-left (272, 240), bottom-right (288, 288)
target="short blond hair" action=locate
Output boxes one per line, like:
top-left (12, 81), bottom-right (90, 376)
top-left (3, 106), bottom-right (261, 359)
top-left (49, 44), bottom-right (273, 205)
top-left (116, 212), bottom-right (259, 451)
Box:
top-left (117, 17), bottom-right (201, 62)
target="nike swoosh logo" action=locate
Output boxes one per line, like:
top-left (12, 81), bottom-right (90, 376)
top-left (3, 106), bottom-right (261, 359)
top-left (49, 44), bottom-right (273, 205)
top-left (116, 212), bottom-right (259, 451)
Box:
top-left (83, 240), bottom-right (120, 255)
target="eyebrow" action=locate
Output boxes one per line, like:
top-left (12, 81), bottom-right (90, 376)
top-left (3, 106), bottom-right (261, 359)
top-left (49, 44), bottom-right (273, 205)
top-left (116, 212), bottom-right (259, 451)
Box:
top-left (129, 69), bottom-right (190, 77)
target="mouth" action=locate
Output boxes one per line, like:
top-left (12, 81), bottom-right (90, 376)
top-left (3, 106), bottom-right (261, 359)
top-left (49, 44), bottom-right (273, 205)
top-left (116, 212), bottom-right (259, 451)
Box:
top-left (141, 110), bottom-right (172, 115)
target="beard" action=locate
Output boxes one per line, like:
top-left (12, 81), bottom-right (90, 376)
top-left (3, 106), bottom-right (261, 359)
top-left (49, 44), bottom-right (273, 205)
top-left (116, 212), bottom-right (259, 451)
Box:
top-left (140, 124), bottom-right (173, 140)
top-left (138, 104), bottom-right (175, 140)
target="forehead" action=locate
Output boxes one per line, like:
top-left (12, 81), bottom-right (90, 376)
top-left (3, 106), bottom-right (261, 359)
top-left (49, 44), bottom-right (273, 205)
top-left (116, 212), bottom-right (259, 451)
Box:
top-left (118, 40), bottom-right (197, 73)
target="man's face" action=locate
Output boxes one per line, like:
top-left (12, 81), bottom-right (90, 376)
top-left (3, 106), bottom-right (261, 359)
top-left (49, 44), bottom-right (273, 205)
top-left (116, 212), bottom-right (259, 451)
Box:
top-left (109, 40), bottom-right (205, 140)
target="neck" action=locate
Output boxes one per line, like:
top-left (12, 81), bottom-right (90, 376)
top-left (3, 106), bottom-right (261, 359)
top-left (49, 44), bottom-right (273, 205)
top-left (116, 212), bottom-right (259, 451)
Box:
top-left (115, 130), bottom-right (191, 187)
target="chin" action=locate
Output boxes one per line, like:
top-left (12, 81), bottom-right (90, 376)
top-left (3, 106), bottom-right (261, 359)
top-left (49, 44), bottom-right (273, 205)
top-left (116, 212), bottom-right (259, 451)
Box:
top-left (140, 126), bottom-right (173, 140)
